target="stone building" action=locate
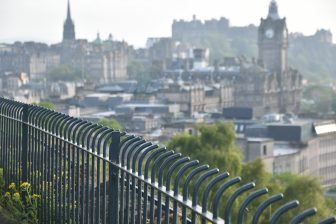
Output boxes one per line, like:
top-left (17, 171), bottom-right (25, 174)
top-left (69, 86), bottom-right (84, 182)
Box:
top-left (233, 0), bottom-right (302, 117)
top-left (0, 42), bottom-right (60, 81)
top-left (167, 0), bottom-right (302, 118)
top-left (159, 81), bottom-right (234, 116)
top-left (236, 118), bottom-right (336, 187)
top-left (0, 0), bottom-right (129, 84)
top-left (58, 1), bottom-right (129, 83)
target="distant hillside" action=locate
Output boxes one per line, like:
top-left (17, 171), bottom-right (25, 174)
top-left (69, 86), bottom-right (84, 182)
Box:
top-left (172, 18), bottom-right (336, 81)
top-left (288, 35), bottom-right (336, 81)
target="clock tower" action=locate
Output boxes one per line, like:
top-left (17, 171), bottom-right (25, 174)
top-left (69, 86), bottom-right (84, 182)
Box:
top-left (258, 0), bottom-right (288, 75)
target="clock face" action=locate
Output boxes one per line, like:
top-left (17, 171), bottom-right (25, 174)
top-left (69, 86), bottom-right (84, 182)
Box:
top-left (265, 29), bottom-right (274, 39)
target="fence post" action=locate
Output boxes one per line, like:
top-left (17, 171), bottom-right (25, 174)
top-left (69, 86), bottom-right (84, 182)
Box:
top-left (22, 104), bottom-right (29, 183)
top-left (109, 131), bottom-right (121, 224)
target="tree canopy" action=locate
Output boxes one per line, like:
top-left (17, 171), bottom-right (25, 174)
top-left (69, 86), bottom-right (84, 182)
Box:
top-left (32, 101), bottom-right (56, 110)
top-left (168, 122), bottom-right (336, 223)
top-left (47, 64), bottom-right (88, 82)
top-left (301, 84), bottom-right (336, 114)
top-left (97, 118), bottom-right (122, 130)
top-left (168, 122), bottom-right (242, 176)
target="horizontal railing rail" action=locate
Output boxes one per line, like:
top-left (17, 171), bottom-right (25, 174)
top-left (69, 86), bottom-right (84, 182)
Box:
top-left (0, 97), bottom-right (335, 224)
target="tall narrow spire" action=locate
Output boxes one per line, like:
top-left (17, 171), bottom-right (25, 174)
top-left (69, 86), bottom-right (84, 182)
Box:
top-left (63, 0), bottom-right (76, 41)
top-left (267, 0), bottom-right (280, 20)
top-left (67, 0), bottom-right (72, 21)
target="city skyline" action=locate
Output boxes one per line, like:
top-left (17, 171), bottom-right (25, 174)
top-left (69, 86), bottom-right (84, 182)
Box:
top-left (0, 0), bottom-right (335, 47)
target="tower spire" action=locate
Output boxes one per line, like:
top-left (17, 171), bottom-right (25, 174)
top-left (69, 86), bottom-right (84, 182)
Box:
top-left (267, 0), bottom-right (280, 20)
top-left (63, 0), bottom-right (76, 41)
top-left (67, 0), bottom-right (72, 21)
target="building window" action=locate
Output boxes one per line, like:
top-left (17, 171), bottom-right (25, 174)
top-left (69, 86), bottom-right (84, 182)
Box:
top-left (263, 145), bottom-right (267, 156)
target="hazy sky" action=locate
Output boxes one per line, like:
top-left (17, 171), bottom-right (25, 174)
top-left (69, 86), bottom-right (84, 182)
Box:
top-left (0, 0), bottom-right (335, 47)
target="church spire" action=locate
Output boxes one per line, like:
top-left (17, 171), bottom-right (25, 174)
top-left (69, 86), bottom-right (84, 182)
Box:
top-left (66, 0), bottom-right (72, 21)
top-left (63, 0), bottom-right (76, 41)
top-left (267, 0), bottom-right (280, 20)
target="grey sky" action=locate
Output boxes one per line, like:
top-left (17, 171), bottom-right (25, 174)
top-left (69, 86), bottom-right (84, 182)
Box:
top-left (0, 0), bottom-right (335, 47)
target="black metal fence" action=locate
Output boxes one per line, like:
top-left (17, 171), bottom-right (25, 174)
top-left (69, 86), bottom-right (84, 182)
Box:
top-left (0, 97), bottom-right (335, 224)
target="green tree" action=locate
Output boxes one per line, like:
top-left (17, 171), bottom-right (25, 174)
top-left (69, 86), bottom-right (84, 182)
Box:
top-left (278, 175), bottom-right (335, 223)
top-left (167, 122), bottom-right (336, 223)
top-left (47, 65), bottom-right (88, 82)
top-left (97, 118), bottom-right (122, 130)
top-left (302, 85), bottom-right (335, 114)
top-left (32, 101), bottom-right (56, 110)
top-left (168, 122), bottom-right (242, 176)
top-left (127, 61), bottom-right (151, 89)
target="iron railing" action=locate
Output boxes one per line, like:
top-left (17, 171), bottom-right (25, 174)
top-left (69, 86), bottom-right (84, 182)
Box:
top-left (0, 97), bottom-right (335, 224)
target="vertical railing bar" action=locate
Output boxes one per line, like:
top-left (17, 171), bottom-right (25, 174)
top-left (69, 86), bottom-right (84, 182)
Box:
top-left (132, 142), bottom-right (153, 224)
top-left (67, 119), bottom-right (82, 223)
top-left (181, 165), bottom-right (209, 224)
top-left (125, 139), bottom-right (146, 224)
top-left (157, 153), bottom-right (182, 224)
top-left (66, 125), bottom-right (72, 223)
top-left (58, 116), bottom-right (71, 222)
top-left (42, 111), bottom-right (53, 223)
top-left (289, 208), bottom-right (317, 224)
top-left (78, 123), bottom-right (97, 224)
top-left (72, 121), bottom-right (89, 223)
top-left (237, 188), bottom-right (268, 224)
top-left (7, 102), bottom-right (11, 185)
top-left (136, 144), bottom-right (159, 224)
top-left (172, 160), bottom-right (199, 224)
top-left (90, 126), bottom-right (106, 224)
top-left (4, 103), bottom-right (10, 186)
top-left (13, 104), bottom-right (19, 183)
top-left (0, 101), bottom-right (4, 181)
top-left (84, 125), bottom-right (101, 224)
top-left (11, 105), bottom-right (16, 184)
top-left (252, 193), bottom-right (283, 224)
top-left (143, 148), bottom-right (166, 223)
top-left (109, 131), bottom-right (121, 224)
top-left (149, 150), bottom-right (173, 224)
top-left (2, 101), bottom-right (7, 179)
top-left (21, 103), bottom-right (29, 184)
top-left (102, 134), bottom-right (109, 224)
top-left (164, 157), bottom-right (190, 224)
top-left (30, 108), bottom-right (39, 197)
top-left (75, 142), bottom-right (80, 224)
top-left (0, 101), bottom-right (5, 184)
top-left (8, 104), bottom-right (14, 185)
top-left (212, 177), bottom-right (241, 220)
top-left (8, 103), bottom-right (14, 184)
top-left (35, 109), bottom-right (43, 221)
top-left (0, 101), bottom-right (6, 184)
top-left (95, 128), bottom-right (111, 224)
top-left (200, 172), bottom-right (230, 224)
top-left (269, 200), bottom-right (300, 224)
top-left (80, 139), bottom-right (85, 223)
top-left (129, 141), bottom-right (148, 224)
top-left (0, 100), bottom-right (3, 172)
top-left (51, 115), bottom-right (64, 223)
top-left (16, 105), bottom-right (21, 184)
top-left (54, 115), bottom-right (66, 223)
top-left (120, 136), bottom-right (141, 224)
top-left (46, 112), bottom-right (59, 222)
top-left (191, 169), bottom-right (219, 223)
top-left (37, 110), bottom-right (48, 221)
top-left (224, 182), bottom-right (255, 224)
